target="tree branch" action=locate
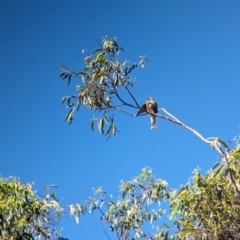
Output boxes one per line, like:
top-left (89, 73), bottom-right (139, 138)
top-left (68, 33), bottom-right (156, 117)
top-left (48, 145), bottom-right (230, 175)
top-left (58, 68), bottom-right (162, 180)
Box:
top-left (115, 92), bottom-right (137, 109)
top-left (111, 106), bottom-right (136, 116)
top-left (157, 108), bottom-right (240, 195)
top-left (125, 85), bottom-right (140, 108)
top-left (105, 75), bottom-right (138, 109)
top-left (159, 108), bottom-right (212, 145)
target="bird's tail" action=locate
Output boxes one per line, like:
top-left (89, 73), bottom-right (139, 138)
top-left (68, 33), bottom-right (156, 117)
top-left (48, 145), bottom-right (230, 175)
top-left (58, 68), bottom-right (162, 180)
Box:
top-left (150, 115), bottom-right (157, 129)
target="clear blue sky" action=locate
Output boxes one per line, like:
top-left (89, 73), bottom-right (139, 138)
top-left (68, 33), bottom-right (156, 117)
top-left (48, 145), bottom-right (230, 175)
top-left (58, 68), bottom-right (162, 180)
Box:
top-left (1, 0), bottom-right (240, 239)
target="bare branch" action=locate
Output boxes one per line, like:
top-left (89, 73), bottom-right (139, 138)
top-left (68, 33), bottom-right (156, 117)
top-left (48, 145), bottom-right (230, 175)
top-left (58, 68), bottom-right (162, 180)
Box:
top-left (111, 106), bottom-right (136, 116)
top-left (125, 85), bottom-right (140, 108)
top-left (101, 222), bottom-right (112, 240)
top-left (159, 108), bottom-right (211, 145)
top-left (107, 75), bottom-right (138, 109)
top-left (115, 92), bottom-right (137, 109)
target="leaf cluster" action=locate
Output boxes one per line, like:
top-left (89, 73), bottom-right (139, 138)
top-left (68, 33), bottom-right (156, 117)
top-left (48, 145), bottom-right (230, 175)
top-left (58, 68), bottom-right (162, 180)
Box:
top-left (60, 36), bottom-right (147, 139)
top-left (170, 145), bottom-right (240, 240)
top-left (69, 167), bottom-right (170, 239)
top-left (0, 177), bottom-right (65, 240)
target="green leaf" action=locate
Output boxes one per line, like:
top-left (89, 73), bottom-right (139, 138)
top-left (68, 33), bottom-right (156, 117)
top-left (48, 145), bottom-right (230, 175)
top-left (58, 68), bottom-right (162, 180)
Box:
top-left (177, 187), bottom-right (188, 198)
top-left (180, 228), bottom-right (196, 234)
top-left (93, 47), bottom-right (103, 55)
top-left (212, 162), bottom-right (221, 171)
top-left (96, 52), bottom-right (105, 63)
top-left (64, 109), bottom-right (73, 121)
top-left (76, 204), bottom-right (84, 214)
top-left (105, 124), bottom-right (112, 140)
top-left (76, 96), bottom-right (82, 110)
top-left (164, 231), bottom-right (169, 240)
top-left (108, 204), bottom-right (115, 211)
top-left (67, 98), bottom-right (71, 107)
top-left (98, 118), bottom-right (104, 135)
top-left (103, 116), bottom-right (109, 124)
top-left (75, 71), bottom-right (87, 76)
top-left (74, 214), bottom-right (79, 224)
top-left (88, 120), bottom-right (94, 131)
top-left (59, 71), bottom-right (66, 78)
top-left (218, 138), bottom-right (229, 149)
top-left (62, 73), bottom-right (69, 80)
top-left (69, 204), bottom-right (75, 215)
top-left (221, 166), bottom-right (230, 176)
top-left (68, 112), bottom-right (73, 124)
top-left (213, 165), bottom-right (223, 177)
top-left (94, 187), bottom-right (103, 195)
top-left (160, 223), bottom-right (170, 229)
top-left (61, 96), bottom-right (67, 105)
top-left (67, 74), bottom-right (72, 86)
top-left (139, 171), bottom-right (147, 179)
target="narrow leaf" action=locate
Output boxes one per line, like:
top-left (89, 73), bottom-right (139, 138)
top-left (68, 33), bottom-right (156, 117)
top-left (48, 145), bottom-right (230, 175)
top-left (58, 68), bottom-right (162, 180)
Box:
top-left (67, 74), bottom-right (72, 86)
top-left (88, 120), bottom-right (94, 131)
top-left (64, 109), bottom-right (73, 121)
top-left (61, 97), bottom-right (67, 105)
top-left (212, 162), bottom-right (221, 171)
top-left (77, 96), bottom-right (82, 110)
top-left (93, 47), bottom-right (103, 55)
top-left (62, 73), bottom-right (69, 80)
top-left (59, 72), bottom-right (66, 78)
top-left (98, 118), bottom-right (104, 135)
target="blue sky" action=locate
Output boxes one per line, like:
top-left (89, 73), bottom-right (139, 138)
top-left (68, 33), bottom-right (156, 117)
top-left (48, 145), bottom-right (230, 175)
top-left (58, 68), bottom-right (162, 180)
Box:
top-left (0, 0), bottom-right (240, 239)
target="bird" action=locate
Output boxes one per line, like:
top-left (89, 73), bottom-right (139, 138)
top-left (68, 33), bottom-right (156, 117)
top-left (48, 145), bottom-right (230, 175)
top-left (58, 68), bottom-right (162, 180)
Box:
top-left (136, 97), bottom-right (158, 129)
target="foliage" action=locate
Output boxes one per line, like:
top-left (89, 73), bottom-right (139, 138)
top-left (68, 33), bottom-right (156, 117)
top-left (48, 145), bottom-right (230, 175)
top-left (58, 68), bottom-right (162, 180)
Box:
top-left (60, 36), bottom-right (147, 139)
top-left (69, 167), bottom-right (171, 240)
top-left (170, 145), bottom-right (240, 240)
top-left (69, 144), bottom-right (240, 240)
top-left (0, 177), bottom-right (66, 240)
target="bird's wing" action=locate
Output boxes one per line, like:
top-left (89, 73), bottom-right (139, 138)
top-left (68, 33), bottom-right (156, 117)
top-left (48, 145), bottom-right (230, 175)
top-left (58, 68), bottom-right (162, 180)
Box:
top-left (136, 103), bottom-right (147, 116)
top-left (153, 101), bottom-right (158, 114)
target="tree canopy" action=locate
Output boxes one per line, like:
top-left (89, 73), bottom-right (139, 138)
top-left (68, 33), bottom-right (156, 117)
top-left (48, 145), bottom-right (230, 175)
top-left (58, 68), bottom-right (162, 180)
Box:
top-left (60, 37), bottom-right (240, 239)
top-left (59, 36), bottom-right (147, 139)
top-left (0, 177), bottom-right (66, 240)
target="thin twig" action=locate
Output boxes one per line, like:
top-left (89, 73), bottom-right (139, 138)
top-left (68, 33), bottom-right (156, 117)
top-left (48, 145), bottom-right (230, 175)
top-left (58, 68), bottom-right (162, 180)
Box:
top-left (115, 92), bottom-right (137, 108)
top-left (107, 75), bottom-right (138, 109)
top-left (111, 106), bottom-right (136, 116)
top-left (101, 222), bottom-right (112, 240)
top-left (125, 85), bottom-right (140, 107)
top-left (94, 36), bottom-right (102, 48)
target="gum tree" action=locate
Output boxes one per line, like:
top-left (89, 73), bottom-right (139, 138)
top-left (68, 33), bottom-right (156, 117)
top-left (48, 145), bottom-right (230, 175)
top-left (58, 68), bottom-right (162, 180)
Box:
top-left (60, 36), bottom-right (240, 239)
top-left (0, 177), bottom-right (67, 240)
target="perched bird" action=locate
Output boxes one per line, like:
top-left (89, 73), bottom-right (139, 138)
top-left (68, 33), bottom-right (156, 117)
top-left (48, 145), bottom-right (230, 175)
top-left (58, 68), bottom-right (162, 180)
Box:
top-left (136, 102), bottom-right (147, 116)
top-left (136, 97), bottom-right (158, 129)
